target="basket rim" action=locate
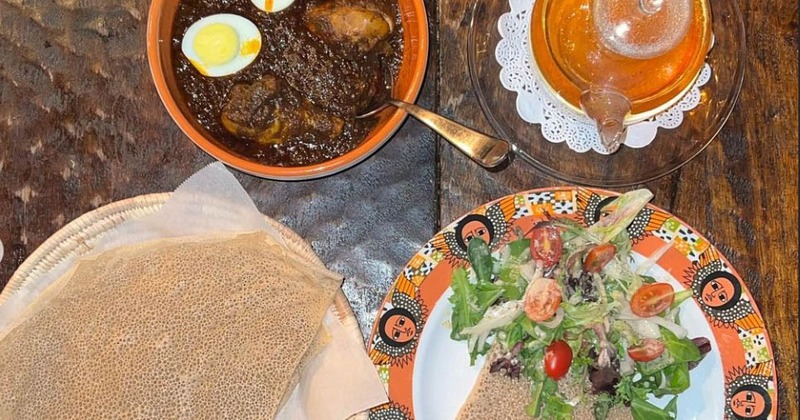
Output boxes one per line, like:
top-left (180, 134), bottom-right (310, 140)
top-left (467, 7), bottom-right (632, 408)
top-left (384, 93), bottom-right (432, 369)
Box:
top-left (2, 192), bottom-right (356, 325)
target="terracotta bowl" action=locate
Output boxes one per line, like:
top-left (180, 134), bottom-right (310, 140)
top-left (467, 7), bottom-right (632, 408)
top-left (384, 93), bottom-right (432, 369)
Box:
top-left (147, 0), bottom-right (428, 180)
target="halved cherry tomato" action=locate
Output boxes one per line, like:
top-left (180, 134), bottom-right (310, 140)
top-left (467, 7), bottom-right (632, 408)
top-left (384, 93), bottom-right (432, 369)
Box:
top-left (630, 283), bottom-right (675, 317)
top-left (627, 338), bottom-right (665, 362)
top-left (544, 340), bottom-right (573, 379)
top-left (582, 243), bottom-right (616, 273)
top-left (524, 277), bottom-right (562, 322)
top-left (530, 225), bottom-right (563, 267)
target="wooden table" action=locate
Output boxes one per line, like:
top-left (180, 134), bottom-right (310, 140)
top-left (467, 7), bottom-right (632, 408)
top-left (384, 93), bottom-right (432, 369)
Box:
top-left (0, 0), bottom-right (796, 417)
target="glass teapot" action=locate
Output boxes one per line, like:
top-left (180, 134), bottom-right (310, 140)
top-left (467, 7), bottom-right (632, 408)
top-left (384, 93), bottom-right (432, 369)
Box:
top-left (530, 0), bottom-right (713, 152)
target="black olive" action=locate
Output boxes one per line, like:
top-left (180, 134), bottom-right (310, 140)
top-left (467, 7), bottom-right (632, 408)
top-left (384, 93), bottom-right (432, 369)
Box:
top-left (688, 337), bottom-right (712, 370)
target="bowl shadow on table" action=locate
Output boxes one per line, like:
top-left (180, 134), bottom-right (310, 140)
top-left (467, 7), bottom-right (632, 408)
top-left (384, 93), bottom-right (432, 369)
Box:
top-left (467, 0), bottom-right (745, 187)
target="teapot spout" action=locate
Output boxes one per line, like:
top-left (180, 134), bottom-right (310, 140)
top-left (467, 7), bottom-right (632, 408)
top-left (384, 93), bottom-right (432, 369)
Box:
top-left (580, 89), bottom-right (631, 153)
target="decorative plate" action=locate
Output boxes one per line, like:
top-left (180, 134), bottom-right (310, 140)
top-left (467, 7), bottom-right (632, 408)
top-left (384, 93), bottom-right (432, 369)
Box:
top-left (366, 188), bottom-right (777, 420)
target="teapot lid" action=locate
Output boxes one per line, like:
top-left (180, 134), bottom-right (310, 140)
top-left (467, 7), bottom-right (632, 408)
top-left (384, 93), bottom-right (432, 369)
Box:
top-left (530, 0), bottom-right (711, 152)
top-left (594, 0), bottom-right (694, 59)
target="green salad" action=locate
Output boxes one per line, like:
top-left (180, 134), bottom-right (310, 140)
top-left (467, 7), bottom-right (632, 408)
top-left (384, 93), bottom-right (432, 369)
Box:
top-left (449, 189), bottom-right (711, 420)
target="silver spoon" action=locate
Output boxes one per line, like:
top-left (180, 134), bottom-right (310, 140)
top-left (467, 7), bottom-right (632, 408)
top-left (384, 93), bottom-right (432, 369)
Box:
top-left (357, 99), bottom-right (539, 169)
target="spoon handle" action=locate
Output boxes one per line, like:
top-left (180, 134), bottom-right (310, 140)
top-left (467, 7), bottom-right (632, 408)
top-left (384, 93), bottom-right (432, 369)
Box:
top-left (389, 100), bottom-right (510, 168)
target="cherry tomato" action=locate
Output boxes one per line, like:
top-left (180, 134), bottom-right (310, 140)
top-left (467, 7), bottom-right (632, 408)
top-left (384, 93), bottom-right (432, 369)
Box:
top-left (544, 340), bottom-right (573, 379)
top-left (530, 225), bottom-right (563, 267)
top-left (627, 338), bottom-right (665, 362)
top-left (524, 277), bottom-right (562, 322)
top-left (630, 283), bottom-right (675, 317)
top-left (582, 243), bottom-right (616, 273)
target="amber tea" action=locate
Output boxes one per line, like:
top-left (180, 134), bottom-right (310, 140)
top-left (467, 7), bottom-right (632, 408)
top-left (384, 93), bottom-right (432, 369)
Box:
top-left (530, 0), bottom-right (712, 119)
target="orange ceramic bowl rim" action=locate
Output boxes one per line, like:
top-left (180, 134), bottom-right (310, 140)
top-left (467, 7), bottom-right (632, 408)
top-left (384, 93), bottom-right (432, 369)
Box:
top-left (146, 0), bottom-right (429, 180)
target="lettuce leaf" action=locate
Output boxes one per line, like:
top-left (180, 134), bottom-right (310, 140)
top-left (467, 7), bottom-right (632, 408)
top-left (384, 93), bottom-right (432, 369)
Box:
top-left (661, 327), bottom-right (701, 364)
top-left (467, 238), bottom-right (493, 283)
top-left (588, 189), bottom-right (654, 244)
top-left (630, 396), bottom-right (677, 420)
top-left (449, 268), bottom-right (480, 341)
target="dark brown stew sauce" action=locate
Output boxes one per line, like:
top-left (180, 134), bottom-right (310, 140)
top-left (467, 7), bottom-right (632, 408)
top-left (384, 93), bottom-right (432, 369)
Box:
top-left (172, 0), bottom-right (403, 166)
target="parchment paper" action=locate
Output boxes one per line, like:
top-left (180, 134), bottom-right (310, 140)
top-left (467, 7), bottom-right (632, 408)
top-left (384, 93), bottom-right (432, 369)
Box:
top-left (0, 162), bottom-right (387, 419)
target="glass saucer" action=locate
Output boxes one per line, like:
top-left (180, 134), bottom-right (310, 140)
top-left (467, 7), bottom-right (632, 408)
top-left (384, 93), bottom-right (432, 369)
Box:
top-left (467, 0), bottom-right (745, 187)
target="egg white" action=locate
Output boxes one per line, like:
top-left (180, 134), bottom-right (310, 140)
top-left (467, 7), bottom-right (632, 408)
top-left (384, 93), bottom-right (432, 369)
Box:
top-left (250, 0), bottom-right (296, 13)
top-left (181, 14), bottom-right (262, 77)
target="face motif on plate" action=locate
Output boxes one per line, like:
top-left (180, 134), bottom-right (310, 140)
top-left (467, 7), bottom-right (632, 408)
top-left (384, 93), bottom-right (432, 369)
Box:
top-left (370, 289), bottom-right (426, 367)
top-left (459, 218), bottom-right (492, 247)
top-left (701, 272), bottom-right (740, 310)
top-left (725, 364), bottom-right (773, 420)
top-left (381, 309), bottom-right (417, 346)
top-left (435, 198), bottom-right (516, 263)
top-left (730, 386), bottom-right (769, 419)
top-left (686, 249), bottom-right (762, 329)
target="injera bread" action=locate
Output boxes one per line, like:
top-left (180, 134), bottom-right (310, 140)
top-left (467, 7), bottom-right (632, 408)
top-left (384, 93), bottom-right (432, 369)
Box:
top-left (457, 345), bottom-right (634, 420)
top-left (457, 346), bottom-right (533, 420)
top-left (0, 232), bottom-right (343, 419)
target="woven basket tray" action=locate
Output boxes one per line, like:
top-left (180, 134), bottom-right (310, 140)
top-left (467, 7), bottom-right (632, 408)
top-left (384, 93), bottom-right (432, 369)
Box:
top-left (2, 192), bottom-right (362, 372)
top-left (2, 193), bottom-right (357, 326)
top-left (1, 193), bottom-right (377, 418)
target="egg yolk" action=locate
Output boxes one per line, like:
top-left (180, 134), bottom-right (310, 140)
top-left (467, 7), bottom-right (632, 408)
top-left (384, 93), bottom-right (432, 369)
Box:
top-left (241, 39), bottom-right (261, 56)
top-left (193, 23), bottom-right (240, 66)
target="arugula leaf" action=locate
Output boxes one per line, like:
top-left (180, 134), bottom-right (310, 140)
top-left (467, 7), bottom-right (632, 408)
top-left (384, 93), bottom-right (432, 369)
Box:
top-left (542, 392), bottom-right (574, 420)
top-left (503, 321), bottom-right (525, 348)
top-left (615, 375), bottom-right (647, 403)
top-left (467, 238), bottom-right (493, 283)
top-left (520, 346), bottom-right (546, 384)
top-left (508, 237), bottom-right (531, 258)
top-left (470, 340), bottom-right (492, 364)
top-left (570, 353), bottom-right (595, 374)
top-left (593, 393), bottom-right (614, 420)
top-left (496, 263), bottom-right (526, 301)
top-left (661, 328), bottom-right (701, 364)
top-left (527, 377), bottom-right (571, 419)
top-left (448, 268), bottom-right (480, 340)
top-left (474, 282), bottom-right (504, 309)
top-left (516, 315), bottom-right (537, 337)
top-left (630, 396), bottom-right (676, 420)
top-left (525, 380), bottom-right (546, 417)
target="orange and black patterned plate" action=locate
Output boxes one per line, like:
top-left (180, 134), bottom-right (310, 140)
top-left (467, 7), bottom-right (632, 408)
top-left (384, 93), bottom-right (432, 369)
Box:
top-left (367, 188), bottom-right (777, 420)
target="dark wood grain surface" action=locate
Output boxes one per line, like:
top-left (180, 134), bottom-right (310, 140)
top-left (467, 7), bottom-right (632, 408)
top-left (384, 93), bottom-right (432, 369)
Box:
top-left (0, 0), bottom-right (440, 338)
top-left (1, 0), bottom-right (797, 417)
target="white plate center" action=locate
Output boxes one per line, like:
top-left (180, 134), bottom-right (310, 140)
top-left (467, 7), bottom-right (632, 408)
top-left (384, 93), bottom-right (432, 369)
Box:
top-left (411, 252), bottom-right (725, 420)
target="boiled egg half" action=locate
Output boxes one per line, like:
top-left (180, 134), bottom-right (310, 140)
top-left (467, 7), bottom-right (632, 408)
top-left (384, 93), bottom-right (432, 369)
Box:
top-left (251, 0), bottom-right (296, 13)
top-left (181, 14), bottom-right (262, 77)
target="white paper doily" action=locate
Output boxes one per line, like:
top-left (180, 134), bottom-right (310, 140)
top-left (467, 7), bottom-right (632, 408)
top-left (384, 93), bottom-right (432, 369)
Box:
top-left (496, 0), bottom-right (712, 154)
